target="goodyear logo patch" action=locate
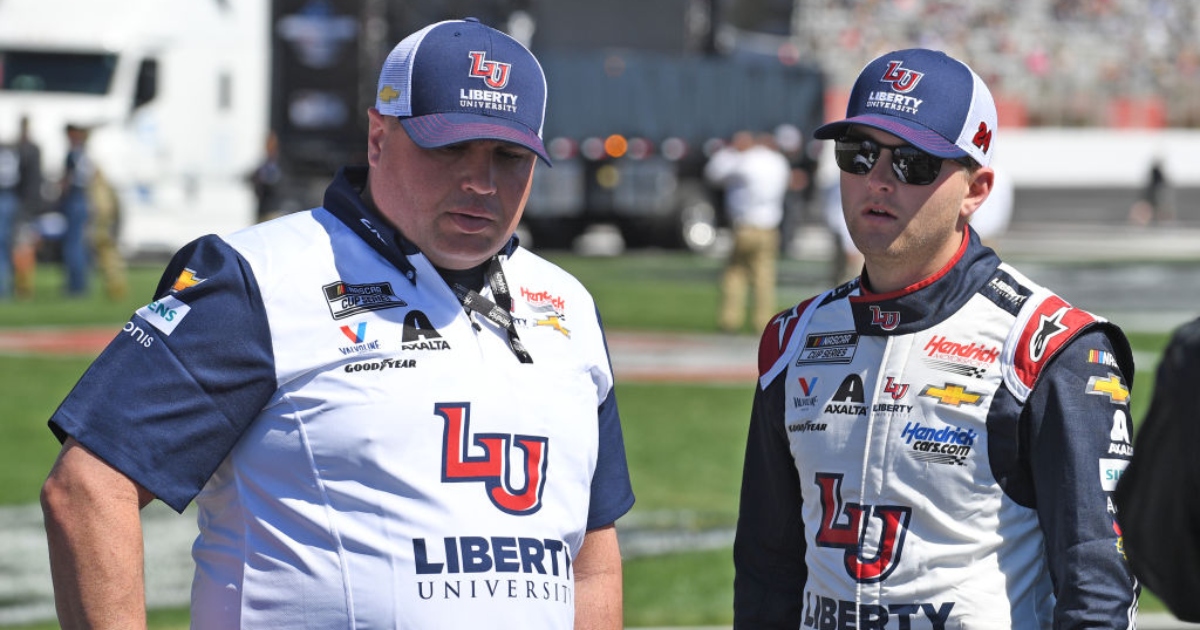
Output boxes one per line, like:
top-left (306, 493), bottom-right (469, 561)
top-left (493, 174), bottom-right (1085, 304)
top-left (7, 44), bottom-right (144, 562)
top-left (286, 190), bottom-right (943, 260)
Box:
top-left (323, 281), bottom-right (406, 320)
top-left (135, 295), bottom-right (190, 336)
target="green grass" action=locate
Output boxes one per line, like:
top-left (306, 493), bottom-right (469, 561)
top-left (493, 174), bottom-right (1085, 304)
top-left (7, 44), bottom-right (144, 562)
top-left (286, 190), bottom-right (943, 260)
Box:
top-left (624, 548), bottom-right (738, 627)
top-left (0, 356), bottom-right (92, 504)
top-left (8, 607), bottom-right (191, 630)
top-left (0, 255), bottom-right (1176, 627)
top-left (540, 250), bottom-right (831, 333)
top-left (619, 382), bottom-right (751, 517)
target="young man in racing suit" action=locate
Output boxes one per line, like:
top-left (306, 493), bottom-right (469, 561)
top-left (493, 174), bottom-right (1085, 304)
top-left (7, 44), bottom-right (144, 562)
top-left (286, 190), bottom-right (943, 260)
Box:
top-left (733, 49), bottom-right (1138, 629)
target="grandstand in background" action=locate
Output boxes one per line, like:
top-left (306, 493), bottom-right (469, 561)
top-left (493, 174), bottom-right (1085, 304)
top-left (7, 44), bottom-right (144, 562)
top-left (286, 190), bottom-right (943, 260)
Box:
top-left (729, 0), bottom-right (1200, 129)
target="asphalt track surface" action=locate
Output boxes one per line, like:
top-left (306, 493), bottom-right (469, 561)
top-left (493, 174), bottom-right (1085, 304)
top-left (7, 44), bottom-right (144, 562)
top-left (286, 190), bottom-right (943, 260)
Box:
top-left (3, 223), bottom-right (1200, 627)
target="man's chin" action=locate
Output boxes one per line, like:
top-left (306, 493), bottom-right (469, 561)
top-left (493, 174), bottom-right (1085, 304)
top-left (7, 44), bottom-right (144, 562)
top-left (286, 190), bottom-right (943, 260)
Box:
top-left (427, 236), bottom-right (505, 270)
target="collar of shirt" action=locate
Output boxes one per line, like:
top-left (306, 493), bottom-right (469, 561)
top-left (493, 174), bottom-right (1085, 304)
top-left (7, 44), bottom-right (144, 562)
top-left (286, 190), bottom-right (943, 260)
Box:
top-left (321, 166), bottom-right (521, 285)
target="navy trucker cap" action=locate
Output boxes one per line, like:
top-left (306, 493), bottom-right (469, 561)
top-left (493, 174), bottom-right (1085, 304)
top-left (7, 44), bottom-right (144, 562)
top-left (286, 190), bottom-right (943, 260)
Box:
top-left (375, 18), bottom-right (550, 164)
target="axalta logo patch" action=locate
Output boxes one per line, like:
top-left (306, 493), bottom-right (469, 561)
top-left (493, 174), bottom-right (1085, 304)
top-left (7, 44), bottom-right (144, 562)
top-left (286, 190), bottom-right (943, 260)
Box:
top-left (402, 310), bottom-right (451, 351)
top-left (323, 281), bottom-right (406, 320)
top-left (136, 295), bottom-right (190, 336)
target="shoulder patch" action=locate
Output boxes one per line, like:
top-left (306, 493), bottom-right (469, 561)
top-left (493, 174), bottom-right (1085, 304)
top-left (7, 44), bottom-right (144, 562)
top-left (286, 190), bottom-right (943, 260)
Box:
top-left (758, 301), bottom-right (808, 376)
top-left (1011, 295), bottom-right (1099, 390)
top-left (758, 288), bottom-right (837, 387)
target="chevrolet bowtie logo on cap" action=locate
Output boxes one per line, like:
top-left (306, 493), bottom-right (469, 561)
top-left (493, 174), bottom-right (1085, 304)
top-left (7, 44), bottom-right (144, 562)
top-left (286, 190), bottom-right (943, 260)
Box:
top-left (377, 85), bottom-right (400, 104)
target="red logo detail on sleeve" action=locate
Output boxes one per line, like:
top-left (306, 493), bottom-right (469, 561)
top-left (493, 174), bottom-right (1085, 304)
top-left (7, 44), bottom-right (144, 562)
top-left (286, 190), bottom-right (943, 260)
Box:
top-left (1013, 296), bottom-right (1096, 388)
top-left (759, 301), bottom-right (808, 376)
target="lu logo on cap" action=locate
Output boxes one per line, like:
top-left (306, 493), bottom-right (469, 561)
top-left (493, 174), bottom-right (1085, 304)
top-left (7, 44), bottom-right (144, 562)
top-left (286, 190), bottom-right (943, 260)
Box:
top-left (467, 51), bottom-right (511, 89)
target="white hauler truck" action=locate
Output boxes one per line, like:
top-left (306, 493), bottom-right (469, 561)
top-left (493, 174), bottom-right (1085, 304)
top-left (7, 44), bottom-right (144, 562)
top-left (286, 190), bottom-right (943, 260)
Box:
top-left (0, 0), bottom-right (270, 257)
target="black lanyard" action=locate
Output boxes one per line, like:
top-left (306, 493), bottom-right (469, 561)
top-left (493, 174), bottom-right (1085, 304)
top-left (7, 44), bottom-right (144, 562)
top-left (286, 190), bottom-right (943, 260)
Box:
top-left (449, 256), bottom-right (533, 364)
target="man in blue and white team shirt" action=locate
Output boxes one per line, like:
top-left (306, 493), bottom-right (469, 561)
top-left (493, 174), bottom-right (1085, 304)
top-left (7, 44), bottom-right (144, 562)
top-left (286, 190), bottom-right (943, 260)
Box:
top-left (41, 18), bottom-right (634, 629)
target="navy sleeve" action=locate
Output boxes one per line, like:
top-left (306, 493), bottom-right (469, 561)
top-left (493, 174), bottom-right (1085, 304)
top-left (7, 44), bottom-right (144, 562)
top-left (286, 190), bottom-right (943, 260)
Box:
top-left (48, 235), bottom-right (277, 513)
top-left (587, 385), bottom-right (635, 530)
top-left (733, 371), bottom-right (807, 629)
top-left (1115, 317), bottom-right (1200, 622)
top-left (1026, 326), bottom-right (1139, 627)
top-left (586, 307), bottom-right (635, 530)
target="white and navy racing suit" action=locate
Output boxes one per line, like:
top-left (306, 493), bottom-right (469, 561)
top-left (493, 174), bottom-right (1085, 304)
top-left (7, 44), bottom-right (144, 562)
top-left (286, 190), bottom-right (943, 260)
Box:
top-left (734, 228), bottom-right (1138, 629)
top-left (49, 167), bottom-right (635, 629)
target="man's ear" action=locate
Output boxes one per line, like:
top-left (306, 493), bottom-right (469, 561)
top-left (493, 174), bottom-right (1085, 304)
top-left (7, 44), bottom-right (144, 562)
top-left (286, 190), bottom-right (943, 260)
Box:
top-left (366, 108), bottom-right (387, 167)
top-left (962, 166), bottom-right (995, 221)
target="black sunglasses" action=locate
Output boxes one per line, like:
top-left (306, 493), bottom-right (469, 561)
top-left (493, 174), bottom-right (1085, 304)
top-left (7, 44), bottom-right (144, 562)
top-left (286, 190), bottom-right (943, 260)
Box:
top-left (834, 136), bottom-right (969, 186)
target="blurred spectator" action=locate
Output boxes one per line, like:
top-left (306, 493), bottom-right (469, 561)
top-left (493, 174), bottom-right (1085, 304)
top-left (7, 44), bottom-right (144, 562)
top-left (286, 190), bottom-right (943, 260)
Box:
top-left (87, 165), bottom-right (127, 301)
top-left (14, 116), bottom-right (43, 300)
top-left (1128, 158), bottom-right (1172, 226)
top-left (1114, 316), bottom-right (1200, 622)
top-left (0, 139), bottom-right (17, 299)
top-left (59, 124), bottom-right (94, 297)
top-left (773, 123), bottom-right (819, 259)
top-left (792, 0), bottom-right (1200, 126)
top-left (249, 130), bottom-right (283, 223)
top-left (819, 180), bottom-right (862, 286)
top-left (704, 130), bottom-right (792, 334)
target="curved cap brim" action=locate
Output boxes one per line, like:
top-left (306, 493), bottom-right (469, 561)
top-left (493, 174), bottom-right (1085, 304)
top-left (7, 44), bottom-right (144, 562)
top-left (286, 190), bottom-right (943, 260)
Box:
top-left (400, 113), bottom-right (551, 165)
top-left (815, 115), bottom-right (968, 160)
